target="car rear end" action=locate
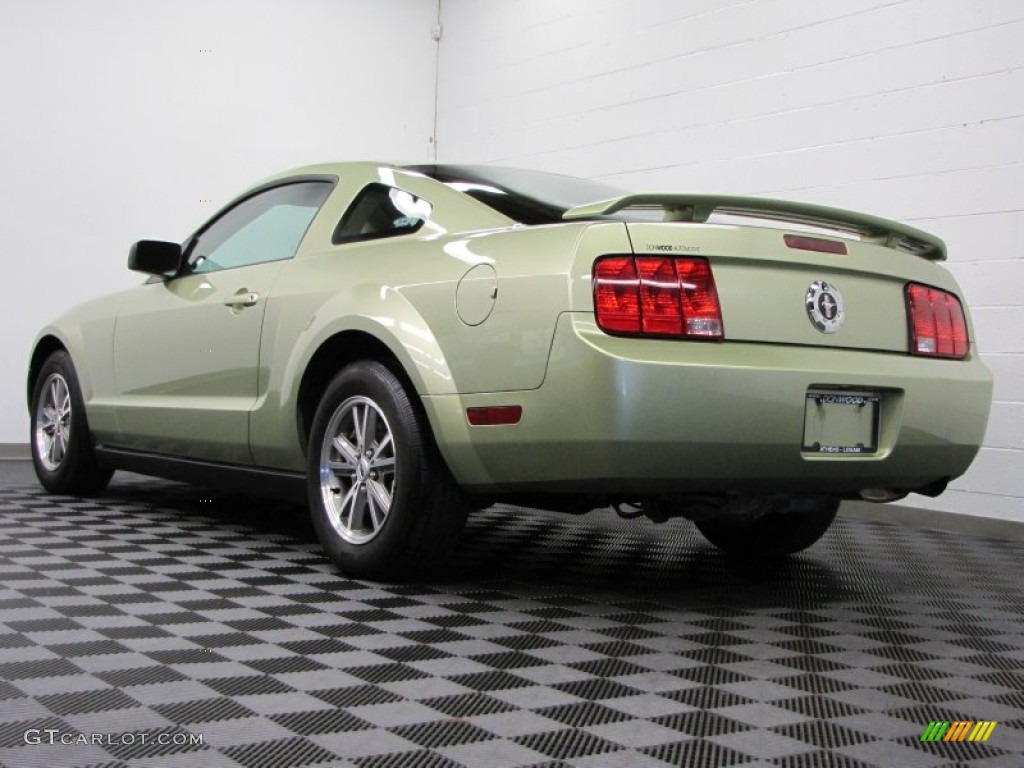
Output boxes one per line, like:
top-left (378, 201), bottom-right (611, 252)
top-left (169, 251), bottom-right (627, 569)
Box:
top-left (453, 197), bottom-right (992, 502)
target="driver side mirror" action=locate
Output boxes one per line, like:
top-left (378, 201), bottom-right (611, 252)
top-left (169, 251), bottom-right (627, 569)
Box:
top-left (128, 240), bottom-right (182, 277)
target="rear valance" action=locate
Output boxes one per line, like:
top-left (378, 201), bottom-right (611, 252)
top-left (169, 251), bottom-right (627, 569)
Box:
top-left (562, 194), bottom-right (946, 261)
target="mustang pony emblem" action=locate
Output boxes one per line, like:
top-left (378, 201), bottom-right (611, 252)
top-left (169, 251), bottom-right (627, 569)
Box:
top-left (806, 280), bottom-right (845, 334)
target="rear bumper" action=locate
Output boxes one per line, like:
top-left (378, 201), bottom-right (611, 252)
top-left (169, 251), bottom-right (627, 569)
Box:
top-left (425, 313), bottom-right (993, 495)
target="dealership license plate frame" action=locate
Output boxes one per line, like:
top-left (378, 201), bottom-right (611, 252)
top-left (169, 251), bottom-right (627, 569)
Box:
top-left (802, 391), bottom-right (880, 455)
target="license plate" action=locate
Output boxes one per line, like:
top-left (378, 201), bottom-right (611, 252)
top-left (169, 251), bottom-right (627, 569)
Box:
top-left (802, 391), bottom-right (879, 454)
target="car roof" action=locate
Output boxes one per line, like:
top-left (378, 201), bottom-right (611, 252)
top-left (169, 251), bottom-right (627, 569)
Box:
top-left (254, 161), bottom-right (400, 185)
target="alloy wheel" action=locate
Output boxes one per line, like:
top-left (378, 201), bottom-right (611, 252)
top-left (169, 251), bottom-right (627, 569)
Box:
top-left (319, 395), bottom-right (397, 544)
top-left (35, 373), bottom-right (72, 472)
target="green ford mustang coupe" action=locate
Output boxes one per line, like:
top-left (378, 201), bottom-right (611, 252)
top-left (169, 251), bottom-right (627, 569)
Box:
top-left (28, 163), bottom-right (993, 577)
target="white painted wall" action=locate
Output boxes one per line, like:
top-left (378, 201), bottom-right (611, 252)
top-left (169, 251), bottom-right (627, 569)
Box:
top-left (0, 0), bottom-right (437, 444)
top-left (436, 0), bottom-right (1024, 519)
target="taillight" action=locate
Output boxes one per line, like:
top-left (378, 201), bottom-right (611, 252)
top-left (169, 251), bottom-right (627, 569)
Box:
top-left (637, 257), bottom-right (683, 335)
top-left (593, 257), bottom-right (641, 333)
top-left (905, 283), bottom-right (968, 359)
top-left (675, 258), bottom-right (723, 337)
top-left (594, 256), bottom-right (723, 339)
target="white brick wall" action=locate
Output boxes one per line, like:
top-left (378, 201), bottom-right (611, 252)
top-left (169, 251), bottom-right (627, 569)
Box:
top-left (437, 0), bottom-right (1024, 520)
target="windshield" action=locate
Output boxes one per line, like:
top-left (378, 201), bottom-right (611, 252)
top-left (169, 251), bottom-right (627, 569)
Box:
top-left (404, 164), bottom-right (628, 225)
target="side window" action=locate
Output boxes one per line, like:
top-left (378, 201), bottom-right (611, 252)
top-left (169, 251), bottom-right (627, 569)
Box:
top-left (332, 184), bottom-right (431, 245)
top-left (189, 181), bottom-right (333, 273)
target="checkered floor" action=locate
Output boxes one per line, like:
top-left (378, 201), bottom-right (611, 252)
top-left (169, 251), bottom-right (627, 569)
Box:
top-left (1, 463), bottom-right (1022, 767)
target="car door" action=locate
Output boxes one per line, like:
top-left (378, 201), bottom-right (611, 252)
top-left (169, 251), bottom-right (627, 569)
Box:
top-left (112, 180), bottom-right (334, 463)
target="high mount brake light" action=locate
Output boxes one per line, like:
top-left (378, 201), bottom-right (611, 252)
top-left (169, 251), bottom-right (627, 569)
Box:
top-left (905, 283), bottom-right (968, 359)
top-left (594, 256), bottom-right (723, 340)
top-left (784, 234), bottom-right (848, 255)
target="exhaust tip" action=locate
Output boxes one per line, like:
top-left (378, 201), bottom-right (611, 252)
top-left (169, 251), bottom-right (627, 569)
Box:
top-left (859, 488), bottom-right (908, 503)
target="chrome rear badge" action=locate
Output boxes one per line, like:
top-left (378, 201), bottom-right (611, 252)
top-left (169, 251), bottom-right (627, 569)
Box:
top-left (806, 280), bottom-right (845, 333)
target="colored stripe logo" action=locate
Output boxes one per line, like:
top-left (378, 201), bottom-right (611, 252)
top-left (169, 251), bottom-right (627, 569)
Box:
top-left (920, 721), bottom-right (997, 742)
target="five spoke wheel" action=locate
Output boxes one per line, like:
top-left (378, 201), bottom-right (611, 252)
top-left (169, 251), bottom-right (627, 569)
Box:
top-left (35, 373), bottom-right (72, 472)
top-left (320, 396), bottom-right (397, 544)
top-left (307, 360), bottom-right (468, 578)
top-left (30, 350), bottom-right (113, 495)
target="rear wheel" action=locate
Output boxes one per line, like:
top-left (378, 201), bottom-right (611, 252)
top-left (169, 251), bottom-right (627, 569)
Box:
top-left (693, 496), bottom-right (840, 557)
top-left (30, 350), bottom-right (113, 495)
top-left (307, 360), bottom-right (467, 578)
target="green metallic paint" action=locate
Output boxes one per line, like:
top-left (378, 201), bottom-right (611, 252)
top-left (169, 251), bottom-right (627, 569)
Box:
top-left (431, 314), bottom-right (990, 492)
top-left (29, 162), bottom-right (993, 502)
top-left (112, 260), bottom-right (287, 463)
top-left (33, 292), bottom-right (130, 445)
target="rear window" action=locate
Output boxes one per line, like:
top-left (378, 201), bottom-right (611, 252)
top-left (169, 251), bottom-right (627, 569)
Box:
top-left (404, 164), bottom-right (627, 225)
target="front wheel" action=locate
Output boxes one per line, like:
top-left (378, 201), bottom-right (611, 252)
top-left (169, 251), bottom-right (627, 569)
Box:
top-left (30, 350), bottom-right (113, 495)
top-left (307, 360), bottom-right (467, 579)
top-left (693, 496), bottom-right (840, 558)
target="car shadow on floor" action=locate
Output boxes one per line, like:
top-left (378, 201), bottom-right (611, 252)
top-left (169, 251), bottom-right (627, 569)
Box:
top-left (83, 474), bottom-right (912, 611)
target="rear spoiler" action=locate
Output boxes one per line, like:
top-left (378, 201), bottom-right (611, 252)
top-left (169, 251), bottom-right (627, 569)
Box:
top-left (562, 193), bottom-right (946, 261)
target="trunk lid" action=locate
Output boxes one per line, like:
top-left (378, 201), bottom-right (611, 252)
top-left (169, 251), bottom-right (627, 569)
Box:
top-left (568, 194), bottom-right (961, 354)
top-left (621, 220), bottom-right (953, 353)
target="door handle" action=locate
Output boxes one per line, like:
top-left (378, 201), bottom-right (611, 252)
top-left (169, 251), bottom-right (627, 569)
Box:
top-left (223, 291), bottom-right (260, 308)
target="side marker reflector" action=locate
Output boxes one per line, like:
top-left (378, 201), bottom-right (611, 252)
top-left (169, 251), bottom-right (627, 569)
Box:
top-left (467, 405), bottom-right (523, 426)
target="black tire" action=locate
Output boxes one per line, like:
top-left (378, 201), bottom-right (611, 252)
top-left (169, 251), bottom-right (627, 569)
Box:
top-left (694, 496), bottom-right (840, 557)
top-left (30, 350), bottom-right (114, 496)
top-left (306, 360), bottom-right (467, 579)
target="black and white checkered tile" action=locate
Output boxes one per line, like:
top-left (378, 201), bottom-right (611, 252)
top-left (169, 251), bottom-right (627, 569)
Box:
top-left (1, 466), bottom-right (1022, 767)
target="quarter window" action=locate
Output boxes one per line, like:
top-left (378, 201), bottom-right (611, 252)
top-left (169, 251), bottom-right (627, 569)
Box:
top-left (333, 184), bottom-right (431, 245)
top-left (189, 181), bottom-right (333, 273)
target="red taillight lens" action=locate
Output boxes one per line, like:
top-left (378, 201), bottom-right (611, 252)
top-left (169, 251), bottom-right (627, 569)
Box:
top-left (593, 256), bottom-right (723, 340)
top-left (676, 258), bottom-right (724, 337)
top-left (905, 283), bottom-right (968, 359)
top-left (594, 257), bottom-right (641, 333)
top-left (637, 257), bottom-right (683, 335)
